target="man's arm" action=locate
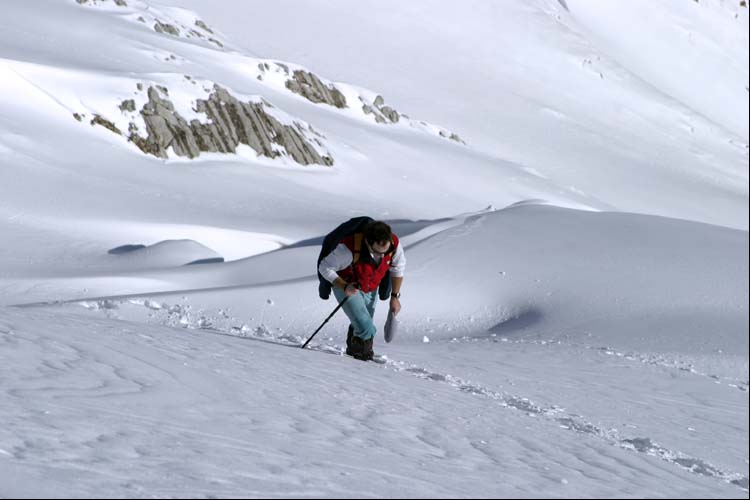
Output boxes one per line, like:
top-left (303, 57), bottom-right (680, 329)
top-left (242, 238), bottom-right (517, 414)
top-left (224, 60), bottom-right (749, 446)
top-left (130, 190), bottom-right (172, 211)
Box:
top-left (389, 244), bottom-right (405, 314)
top-left (318, 244), bottom-right (353, 290)
top-left (389, 276), bottom-right (403, 314)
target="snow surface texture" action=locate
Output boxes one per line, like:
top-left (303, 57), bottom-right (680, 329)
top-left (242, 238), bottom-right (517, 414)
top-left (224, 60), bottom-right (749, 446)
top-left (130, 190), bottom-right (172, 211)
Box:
top-left (0, 0), bottom-right (748, 497)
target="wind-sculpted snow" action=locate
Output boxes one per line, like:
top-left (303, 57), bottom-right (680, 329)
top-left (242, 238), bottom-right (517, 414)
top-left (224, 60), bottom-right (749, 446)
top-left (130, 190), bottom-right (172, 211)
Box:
top-left (5, 205), bottom-right (743, 496)
top-left (390, 360), bottom-right (748, 491)
top-left (2, 302), bottom-right (746, 496)
top-left (1, 0), bottom-right (748, 496)
top-left (106, 239), bottom-right (224, 268)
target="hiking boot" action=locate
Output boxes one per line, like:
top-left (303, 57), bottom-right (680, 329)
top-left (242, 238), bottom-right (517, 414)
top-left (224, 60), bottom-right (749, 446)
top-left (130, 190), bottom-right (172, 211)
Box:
top-left (345, 325), bottom-right (355, 356)
top-left (362, 337), bottom-right (374, 361)
top-left (347, 335), bottom-right (371, 361)
top-left (345, 325), bottom-right (374, 361)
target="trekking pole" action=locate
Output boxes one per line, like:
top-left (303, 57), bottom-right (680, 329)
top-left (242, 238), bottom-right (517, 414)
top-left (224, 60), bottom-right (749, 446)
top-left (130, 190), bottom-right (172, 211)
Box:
top-left (301, 296), bottom-right (350, 349)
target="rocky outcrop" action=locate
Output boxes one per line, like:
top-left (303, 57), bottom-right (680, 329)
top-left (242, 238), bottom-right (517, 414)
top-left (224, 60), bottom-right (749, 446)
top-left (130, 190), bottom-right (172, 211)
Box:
top-left (154, 21), bottom-right (180, 36)
top-left (91, 114), bottom-right (121, 135)
top-left (188, 20), bottom-right (223, 48)
top-left (253, 61), bottom-right (465, 143)
top-left (119, 99), bottom-right (136, 112)
top-left (439, 130), bottom-right (465, 144)
top-left (257, 63), bottom-right (347, 108)
top-left (76, 0), bottom-right (127, 6)
top-left (126, 85), bottom-right (333, 165)
top-left (284, 70), bottom-right (347, 108)
top-left (361, 95), bottom-right (400, 124)
top-left (195, 20), bottom-right (214, 33)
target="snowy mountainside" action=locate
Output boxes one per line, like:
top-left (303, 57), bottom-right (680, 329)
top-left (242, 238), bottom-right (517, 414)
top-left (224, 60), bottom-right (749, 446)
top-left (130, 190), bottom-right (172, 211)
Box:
top-left (171, 0), bottom-right (749, 228)
top-left (0, 0), bottom-right (747, 497)
top-left (2, 0), bottom-right (597, 274)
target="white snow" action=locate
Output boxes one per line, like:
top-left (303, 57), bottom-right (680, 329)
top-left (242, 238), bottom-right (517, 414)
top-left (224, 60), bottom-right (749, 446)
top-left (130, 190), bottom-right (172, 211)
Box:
top-left (0, 0), bottom-right (747, 497)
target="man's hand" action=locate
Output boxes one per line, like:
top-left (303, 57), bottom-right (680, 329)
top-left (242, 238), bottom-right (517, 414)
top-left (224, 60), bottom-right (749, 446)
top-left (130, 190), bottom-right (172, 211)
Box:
top-left (344, 283), bottom-right (360, 297)
top-left (389, 297), bottom-right (401, 315)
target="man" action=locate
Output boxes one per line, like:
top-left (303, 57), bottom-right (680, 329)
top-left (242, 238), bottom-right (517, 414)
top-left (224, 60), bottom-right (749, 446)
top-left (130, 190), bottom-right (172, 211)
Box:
top-left (318, 220), bottom-right (405, 360)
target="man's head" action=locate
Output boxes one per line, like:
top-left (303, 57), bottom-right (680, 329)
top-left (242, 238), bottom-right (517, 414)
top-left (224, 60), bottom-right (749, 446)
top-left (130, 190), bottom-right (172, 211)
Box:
top-left (364, 221), bottom-right (393, 255)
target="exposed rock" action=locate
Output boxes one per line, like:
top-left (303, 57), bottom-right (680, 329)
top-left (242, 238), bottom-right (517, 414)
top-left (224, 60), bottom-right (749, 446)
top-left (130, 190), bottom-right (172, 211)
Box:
top-left (362, 104), bottom-right (387, 124)
top-left (440, 130), bottom-right (466, 144)
top-left (449, 133), bottom-right (464, 144)
top-left (91, 114), bottom-right (121, 135)
top-left (73, 113), bottom-right (83, 122)
top-left (154, 21), bottom-right (180, 36)
top-left (360, 96), bottom-right (399, 124)
top-left (380, 105), bottom-right (400, 123)
top-left (128, 122), bottom-right (162, 157)
top-left (195, 20), bottom-right (214, 33)
top-left (119, 99), bottom-right (136, 112)
top-left (134, 87), bottom-right (197, 159)
top-left (77, 0), bottom-right (127, 5)
top-left (128, 85), bottom-right (333, 166)
top-left (208, 38), bottom-right (224, 48)
top-left (285, 70), bottom-right (347, 108)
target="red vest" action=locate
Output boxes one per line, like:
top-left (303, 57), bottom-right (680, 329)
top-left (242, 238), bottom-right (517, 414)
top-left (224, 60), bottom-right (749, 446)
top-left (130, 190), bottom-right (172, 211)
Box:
top-left (338, 234), bottom-right (399, 293)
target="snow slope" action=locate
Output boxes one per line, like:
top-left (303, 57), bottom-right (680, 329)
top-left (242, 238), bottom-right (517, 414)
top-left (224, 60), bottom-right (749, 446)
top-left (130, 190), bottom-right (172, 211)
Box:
top-left (3, 205), bottom-right (748, 497)
top-left (0, 0), bottom-right (747, 497)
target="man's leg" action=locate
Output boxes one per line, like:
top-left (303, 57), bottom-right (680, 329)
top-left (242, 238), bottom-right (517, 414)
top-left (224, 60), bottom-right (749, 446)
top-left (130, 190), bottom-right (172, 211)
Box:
top-left (345, 324), bottom-right (355, 356)
top-left (333, 288), bottom-right (377, 359)
top-left (361, 291), bottom-right (378, 360)
top-left (333, 288), bottom-right (377, 340)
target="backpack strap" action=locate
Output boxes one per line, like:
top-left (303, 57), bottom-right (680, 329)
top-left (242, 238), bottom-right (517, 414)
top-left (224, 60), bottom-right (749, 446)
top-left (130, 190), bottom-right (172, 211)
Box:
top-left (348, 233), bottom-right (365, 285)
top-left (352, 232), bottom-right (364, 264)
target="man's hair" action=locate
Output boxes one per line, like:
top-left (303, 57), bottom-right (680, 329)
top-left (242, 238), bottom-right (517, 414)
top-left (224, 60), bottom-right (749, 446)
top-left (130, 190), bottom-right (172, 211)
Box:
top-left (364, 221), bottom-right (392, 245)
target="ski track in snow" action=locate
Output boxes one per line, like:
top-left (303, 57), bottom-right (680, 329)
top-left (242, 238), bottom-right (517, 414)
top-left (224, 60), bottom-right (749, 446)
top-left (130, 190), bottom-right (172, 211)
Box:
top-left (61, 298), bottom-right (750, 493)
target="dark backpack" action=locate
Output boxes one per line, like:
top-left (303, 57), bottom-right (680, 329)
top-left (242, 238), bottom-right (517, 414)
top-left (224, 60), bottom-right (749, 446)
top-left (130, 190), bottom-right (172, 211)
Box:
top-left (317, 216), bottom-right (392, 300)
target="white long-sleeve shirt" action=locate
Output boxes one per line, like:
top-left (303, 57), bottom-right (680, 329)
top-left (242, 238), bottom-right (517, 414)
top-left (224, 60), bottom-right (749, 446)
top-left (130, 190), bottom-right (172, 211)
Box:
top-left (318, 241), bottom-right (406, 284)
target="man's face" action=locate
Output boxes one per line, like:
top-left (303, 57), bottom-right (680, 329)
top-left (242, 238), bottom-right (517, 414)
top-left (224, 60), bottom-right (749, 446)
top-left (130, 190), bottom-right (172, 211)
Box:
top-left (371, 240), bottom-right (390, 255)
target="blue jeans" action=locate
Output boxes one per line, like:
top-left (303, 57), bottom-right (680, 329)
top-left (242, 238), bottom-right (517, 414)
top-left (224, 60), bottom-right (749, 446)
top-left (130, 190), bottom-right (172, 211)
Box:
top-left (333, 287), bottom-right (378, 340)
